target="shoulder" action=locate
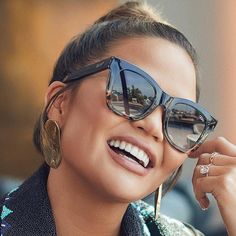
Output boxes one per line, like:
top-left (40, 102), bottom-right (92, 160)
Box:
top-left (0, 164), bottom-right (56, 235)
top-left (132, 200), bottom-right (205, 236)
top-left (0, 188), bottom-right (19, 235)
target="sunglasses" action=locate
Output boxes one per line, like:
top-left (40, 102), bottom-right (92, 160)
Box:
top-left (64, 57), bottom-right (217, 153)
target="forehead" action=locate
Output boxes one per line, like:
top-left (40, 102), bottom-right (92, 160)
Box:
top-left (107, 37), bottom-right (196, 101)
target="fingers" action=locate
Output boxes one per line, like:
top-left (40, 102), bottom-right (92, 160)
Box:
top-left (193, 170), bottom-right (236, 208)
top-left (190, 137), bottom-right (236, 210)
top-left (193, 176), bottom-right (218, 209)
top-left (195, 165), bottom-right (233, 177)
top-left (197, 153), bottom-right (236, 166)
top-left (190, 137), bottom-right (236, 158)
top-left (192, 152), bottom-right (236, 210)
top-left (191, 137), bottom-right (236, 234)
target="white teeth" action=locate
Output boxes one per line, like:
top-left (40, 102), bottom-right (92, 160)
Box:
top-left (109, 140), bottom-right (115, 146)
top-left (137, 150), bottom-right (145, 163)
top-left (121, 154), bottom-right (138, 164)
top-left (120, 141), bottom-right (126, 150)
top-left (109, 139), bottom-right (150, 168)
top-left (114, 140), bottom-right (120, 147)
top-left (125, 143), bottom-right (132, 152)
top-left (130, 146), bottom-right (139, 157)
top-left (143, 154), bottom-right (149, 168)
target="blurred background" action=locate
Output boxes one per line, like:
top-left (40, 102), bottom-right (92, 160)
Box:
top-left (1, 0), bottom-right (236, 235)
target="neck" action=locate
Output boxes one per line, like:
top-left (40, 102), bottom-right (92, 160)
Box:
top-left (47, 164), bottom-right (128, 236)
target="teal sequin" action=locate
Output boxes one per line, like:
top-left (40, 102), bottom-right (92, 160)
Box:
top-left (0, 187), bottom-right (18, 235)
top-left (1, 206), bottom-right (13, 220)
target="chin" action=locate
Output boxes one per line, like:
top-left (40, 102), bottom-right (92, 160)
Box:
top-left (98, 178), bottom-right (153, 203)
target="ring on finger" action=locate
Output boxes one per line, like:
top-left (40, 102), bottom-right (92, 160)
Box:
top-left (209, 152), bottom-right (219, 165)
top-left (200, 164), bottom-right (211, 177)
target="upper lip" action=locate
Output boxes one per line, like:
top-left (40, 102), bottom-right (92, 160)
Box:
top-left (107, 135), bottom-right (157, 167)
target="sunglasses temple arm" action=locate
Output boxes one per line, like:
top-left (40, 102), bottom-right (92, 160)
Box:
top-left (65, 58), bottom-right (112, 82)
top-left (120, 71), bottom-right (130, 115)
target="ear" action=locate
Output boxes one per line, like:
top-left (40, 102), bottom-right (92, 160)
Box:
top-left (44, 81), bottom-right (68, 124)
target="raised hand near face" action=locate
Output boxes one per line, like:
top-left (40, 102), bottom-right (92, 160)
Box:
top-left (191, 137), bottom-right (236, 236)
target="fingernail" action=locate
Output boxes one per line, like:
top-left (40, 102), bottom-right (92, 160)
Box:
top-left (201, 207), bottom-right (209, 211)
top-left (201, 202), bottom-right (210, 210)
top-left (198, 201), bottom-right (209, 211)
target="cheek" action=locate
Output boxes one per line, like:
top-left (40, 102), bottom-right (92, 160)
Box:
top-left (60, 79), bottom-right (114, 164)
top-left (162, 141), bottom-right (188, 173)
top-left (76, 78), bottom-right (110, 128)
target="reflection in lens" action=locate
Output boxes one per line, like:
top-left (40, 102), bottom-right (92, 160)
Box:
top-left (110, 70), bottom-right (155, 117)
top-left (166, 103), bottom-right (206, 151)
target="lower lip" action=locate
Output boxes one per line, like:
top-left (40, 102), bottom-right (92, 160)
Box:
top-left (107, 144), bottom-right (149, 176)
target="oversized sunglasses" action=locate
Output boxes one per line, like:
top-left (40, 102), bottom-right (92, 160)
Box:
top-left (63, 57), bottom-right (217, 153)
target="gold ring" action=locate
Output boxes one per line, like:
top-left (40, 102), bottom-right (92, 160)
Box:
top-left (209, 152), bottom-right (218, 165)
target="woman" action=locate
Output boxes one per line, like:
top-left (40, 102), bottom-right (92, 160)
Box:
top-left (1, 1), bottom-right (236, 235)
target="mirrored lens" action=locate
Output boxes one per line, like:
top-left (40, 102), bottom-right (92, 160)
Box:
top-left (166, 103), bottom-right (206, 151)
top-left (110, 70), bottom-right (156, 117)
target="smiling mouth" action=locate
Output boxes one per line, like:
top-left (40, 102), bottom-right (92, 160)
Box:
top-left (108, 139), bottom-right (151, 168)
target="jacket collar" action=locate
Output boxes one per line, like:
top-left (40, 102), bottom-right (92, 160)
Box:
top-left (1, 164), bottom-right (145, 236)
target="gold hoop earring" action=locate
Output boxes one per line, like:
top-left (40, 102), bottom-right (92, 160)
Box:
top-left (154, 184), bottom-right (162, 219)
top-left (42, 119), bottom-right (62, 169)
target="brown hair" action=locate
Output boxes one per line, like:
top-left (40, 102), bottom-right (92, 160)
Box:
top-left (33, 1), bottom-right (199, 195)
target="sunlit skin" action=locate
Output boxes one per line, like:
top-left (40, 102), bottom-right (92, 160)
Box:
top-left (45, 37), bottom-right (196, 235)
top-left (45, 37), bottom-right (236, 236)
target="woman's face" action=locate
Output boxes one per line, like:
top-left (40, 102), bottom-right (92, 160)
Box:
top-left (54, 37), bottom-right (196, 202)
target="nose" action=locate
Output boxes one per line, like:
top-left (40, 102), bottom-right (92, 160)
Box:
top-left (131, 106), bottom-right (164, 142)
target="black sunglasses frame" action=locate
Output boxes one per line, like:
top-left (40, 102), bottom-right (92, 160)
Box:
top-left (64, 56), bottom-right (217, 153)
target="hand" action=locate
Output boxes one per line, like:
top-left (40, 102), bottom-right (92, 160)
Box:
top-left (191, 137), bottom-right (236, 236)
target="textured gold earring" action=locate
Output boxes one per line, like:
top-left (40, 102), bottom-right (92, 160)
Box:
top-left (154, 184), bottom-right (163, 219)
top-left (42, 119), bottom-right (62, 169)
